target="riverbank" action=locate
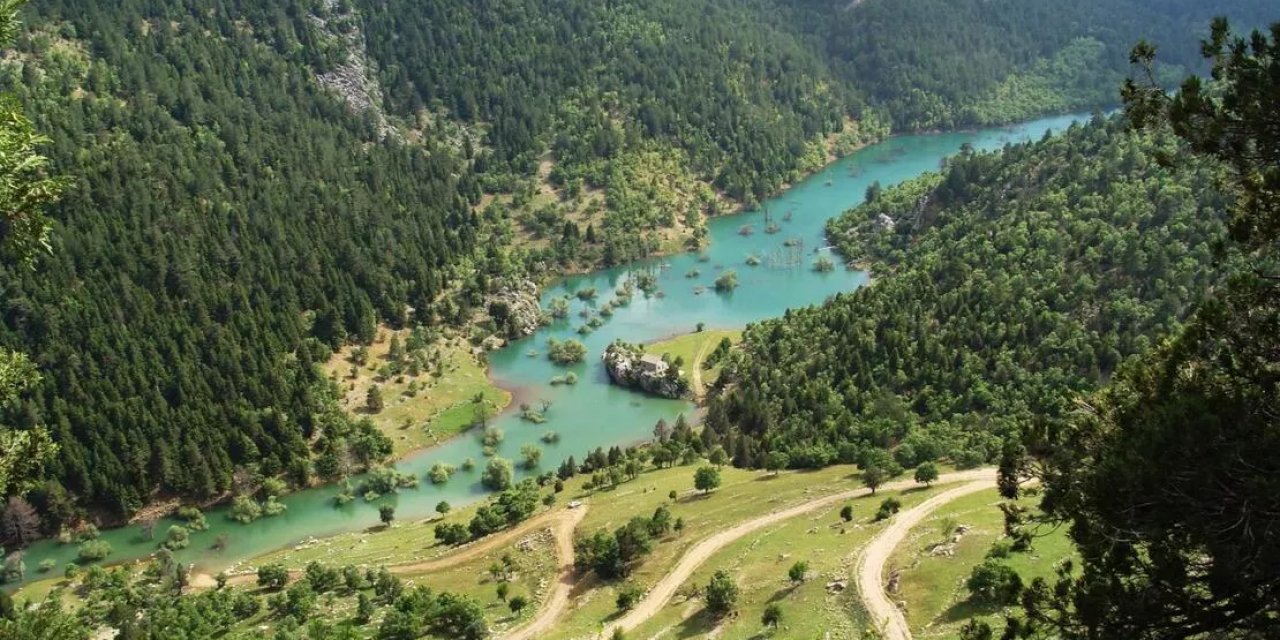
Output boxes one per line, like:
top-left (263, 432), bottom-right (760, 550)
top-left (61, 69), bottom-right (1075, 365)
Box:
top-left (3, 112), bottom-right (1089, 590)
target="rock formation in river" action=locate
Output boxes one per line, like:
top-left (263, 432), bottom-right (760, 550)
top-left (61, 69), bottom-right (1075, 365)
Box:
top-left (603, 341), bottom-right (691, 399)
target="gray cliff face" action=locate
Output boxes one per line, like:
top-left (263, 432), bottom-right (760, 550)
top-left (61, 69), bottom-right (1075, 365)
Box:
top-left (602, 343), bottom-right (691, 399)
top-left (487, 278), bottom-right (543, 340)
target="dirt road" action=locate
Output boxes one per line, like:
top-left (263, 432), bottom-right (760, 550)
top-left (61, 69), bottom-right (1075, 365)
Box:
top-left (601, 469), bottom-right (997, 638)
top-left (689, 336), bottom-right (714, 398)
top-left (854, 480), bottom-right (996, 640)
top-left (192, 503), bottom-right (588, 591)
top-left (503, 505), bottom-right (588, 640)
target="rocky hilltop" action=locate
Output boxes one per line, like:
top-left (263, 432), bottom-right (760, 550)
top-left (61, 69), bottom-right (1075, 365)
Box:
top-left (602, 341), bottom-right (691, 399)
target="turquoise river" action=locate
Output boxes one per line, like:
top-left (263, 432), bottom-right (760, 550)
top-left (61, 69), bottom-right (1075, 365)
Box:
top-left (12, 112), bottom-right (1090, 584)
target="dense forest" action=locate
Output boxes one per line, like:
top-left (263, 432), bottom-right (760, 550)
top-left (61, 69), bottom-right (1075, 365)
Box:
top-left (706, 116), bottom-right (1229, 470)
top-left (0, 0), bottom-right (477, 523)
top-left (0, 0), bottom-right (1268, 528)
top-left (787, 0), bottom-right (1275, 130)
top-left (1002, 20), bottom-right (1280, 639)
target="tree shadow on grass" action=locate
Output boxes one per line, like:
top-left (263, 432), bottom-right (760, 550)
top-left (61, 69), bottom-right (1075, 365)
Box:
top-left (676, 492), bottom-right (714, 505)
top-left (566, 571), bottom-right (604, 601)
top-left (673, 608), bottom-right (723, 639)
top-left (938, 597), bottom-right (1004, 625)
top-left (764, 583), bottom-right (799, 605)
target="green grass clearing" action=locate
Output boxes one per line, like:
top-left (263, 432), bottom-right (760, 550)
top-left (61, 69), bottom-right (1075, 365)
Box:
top-left (890, 488), bottom-right (1074, 639)
top-left (542, 463), bottom-right (934, 640)
top-left (644, 329), bottom-right (742, 395)
top-left (626, 483), bottom-right (947, 640)
top-left (323, 327), bottom-right (511, 459)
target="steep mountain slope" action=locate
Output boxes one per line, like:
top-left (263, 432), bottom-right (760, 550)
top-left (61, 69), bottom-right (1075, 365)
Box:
top-left (706, 117), bottom-right (1228, 469)
top-left (788, 0), bottom-right (1275, 129)
top-left (0, 0), bottom-right (1264, 524)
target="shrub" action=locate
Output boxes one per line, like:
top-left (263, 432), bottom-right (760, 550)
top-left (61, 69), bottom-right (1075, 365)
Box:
top-left (966, 559), bottom-right (1023, 606)
top-left (77, 540), bottom-right (112, 563)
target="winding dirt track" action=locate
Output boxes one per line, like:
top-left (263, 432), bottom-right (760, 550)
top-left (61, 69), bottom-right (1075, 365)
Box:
top-left (854, 479), bottom-right (996, 640)
top-left (599, 469), bottom-right (997, 639)
top-left (504, 505), bottom-right (587, 640)
top-left (194, 503), bottom-right (588, 591)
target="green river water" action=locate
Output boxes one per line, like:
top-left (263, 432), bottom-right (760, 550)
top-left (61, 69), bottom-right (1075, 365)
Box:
top-left (12, 112), bottom-right (1090, 584)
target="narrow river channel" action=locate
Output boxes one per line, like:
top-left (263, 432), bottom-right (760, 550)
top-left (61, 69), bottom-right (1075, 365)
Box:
top-left (13, 111), bottom-right (1090, 582)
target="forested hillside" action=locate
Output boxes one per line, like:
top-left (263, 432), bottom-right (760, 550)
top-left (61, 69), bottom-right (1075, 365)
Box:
top-left (0, 0), bottom-right (478, 522)
top-left (705, 117), bottom-right (1228, 470)
top-left (0, 0), bottom-right (1266, 526)
top-left (787, 0), bottom-right (1274, 130)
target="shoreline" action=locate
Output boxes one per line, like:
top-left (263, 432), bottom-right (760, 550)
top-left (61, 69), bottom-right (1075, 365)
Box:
top-left (6, 111), bottom-right (1090, 590)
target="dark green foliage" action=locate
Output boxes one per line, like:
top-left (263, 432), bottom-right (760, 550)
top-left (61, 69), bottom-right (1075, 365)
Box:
top-left (0, 0), bottom-right (459, 521)
top-left (788, 560), bottom-right (808, 584)
top-left (1015, 20), bottom-right (1280, 640)
top-left (875, 498), bottom-right (902, 522)
top-left (481, 457), bottom-right (515, 492)
top-left (788, 0), bottom-right (1270, 131)
top-left (576, 508), bottom-right (674, 579)
top-left (704, 570), bottom-right (738, 617)
top-left (914, 462), bottom-right (939, 486)
top-left (762, 602), bottom-right (783, 628)
top-left (467, 479), bottom-right (541, 539)
top-left (616, 582), bottom-right (643, 611)
top-left (708, 116), bottom-right (1227, 474)
top-left (693, 466), bottom-right (721, 494)
top-left (965, 559), bottom-right (1023, 606)
top-left (0, 0), bottom-right (1261, 528)
top-left (257, 563), bottom-right (289, 591)
top-left (361, 0), bottom-right (855, 204)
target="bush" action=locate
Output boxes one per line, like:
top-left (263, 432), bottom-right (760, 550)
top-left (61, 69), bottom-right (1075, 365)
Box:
top-left (914, 461), bottom-right (940, 486)
top-left (705, 570), bottom-right (738, 617)
top-left (713, 270), bottom-right (739, 292)
top-left (547, 338), bottom-right (587, 365)
top-left (163, 525), bottom-right (190, 550)
top-left (875, 497), bottom-right (902, 521)
top-left (694, 466), bottom-right (721, 493)
top-left (788, 560), bottom-right (808, 584)
top-left (616, 582), bottom-right (643, 611)
top-left (257, 563), bottom-right (289, 590)
top-left (229, 495), bottom-right (263, 523)
top-left (435, 522), bottom-right (470, 546)
top-left (965, 559), bottom-right (1023, 606)
top-left (986, 540), bottom-right (1013, 559)
top-left (482, 457), bottom-right (515, 491)
top-left (429, 463), bottom-right (457, 485)
top-left (77, 540), bottom-right (112, 563)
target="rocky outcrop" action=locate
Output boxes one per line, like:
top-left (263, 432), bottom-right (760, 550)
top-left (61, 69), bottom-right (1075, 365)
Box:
top-left (602, 342), bottom-right (691, 399)
top-left (487, 278), bottom-right (543, 339)
top-left (308, 0), bottom-right (392, 138)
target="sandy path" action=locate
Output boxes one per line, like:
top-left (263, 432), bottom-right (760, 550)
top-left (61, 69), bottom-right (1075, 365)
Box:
top-left (854, 480), bottom-right (996, 640)
top-left (503, 505), bottom-right (589, 640)
top-left (602, 469), bottom-right (997, 638)
top-left (689, 337), bottom-right (714, 398)
top-left (193, 504), bottom-right (588, 591)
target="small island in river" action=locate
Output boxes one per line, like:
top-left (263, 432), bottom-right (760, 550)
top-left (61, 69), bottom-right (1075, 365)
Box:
top-left (602, 340), bottom-right (692, 399)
